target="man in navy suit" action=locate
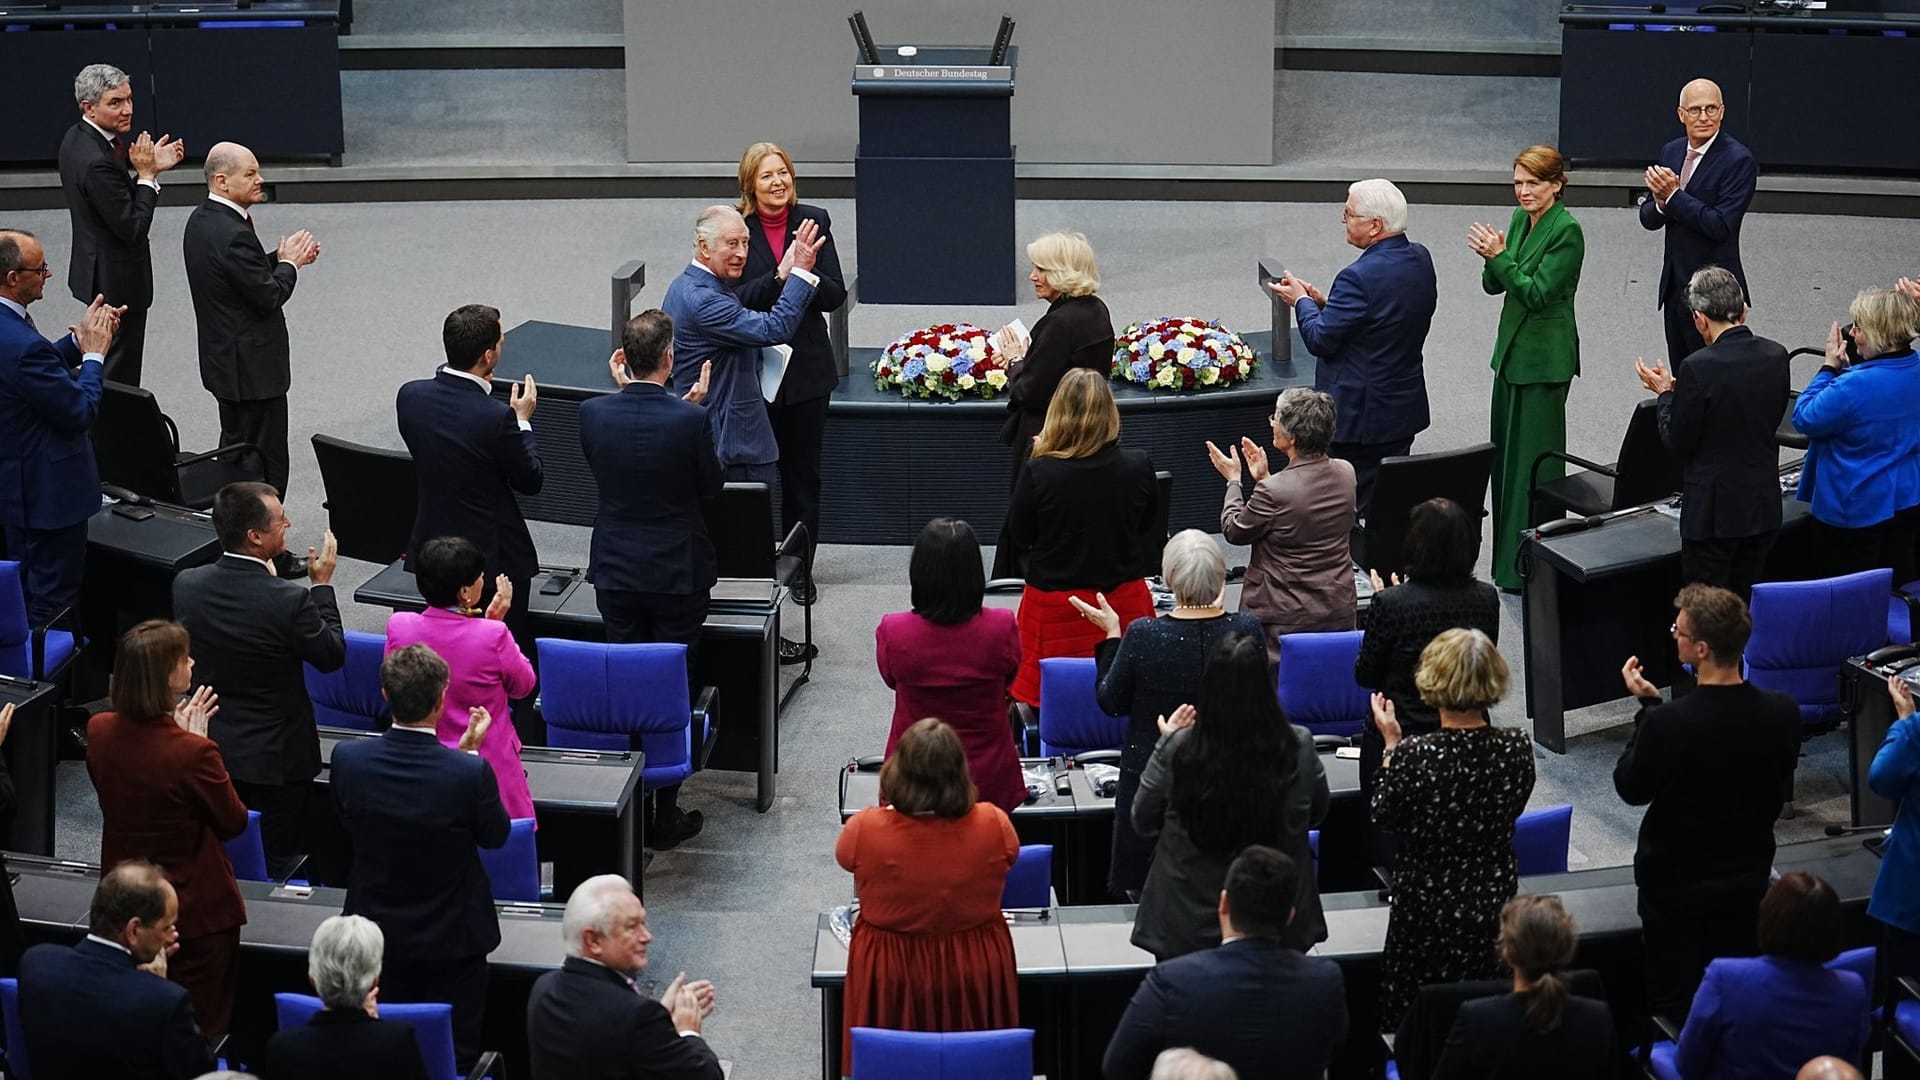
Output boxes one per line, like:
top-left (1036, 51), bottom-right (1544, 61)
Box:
top-left (1639, 78), bottom-right (1757, 372)
top-left (0, 229), bottom-right (117, 626)
top-left (331, 643), bottom-right (510, 1070)
top-left (396, 303), bottom-right (543, 733)
top-left (661, 205), bottom-right (822, 485)
top-left (57, 64), bottom-right (186, 387)
top-left (1271, 179), bottom-right (1437, 515)
top-left (526, 874), bottom-right (723, 1080)
top-left (1102, 846), bottom-right (1347, 1080)
top-left (579, 310), bottom-right (719, 849)
top-left (19, 859), bottom-right (214, 1080)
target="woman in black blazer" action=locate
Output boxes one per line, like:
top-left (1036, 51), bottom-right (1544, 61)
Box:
top-left (1430, 894), bottom-right (1615, 1080)
top-left (992, 230), bottom-right (1116, 578)
top-left (733, 141), bottom-right (848, 605)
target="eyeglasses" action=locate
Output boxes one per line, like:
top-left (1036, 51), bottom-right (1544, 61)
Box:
top-left (1679, 104), bottom-right (1723, 119)
top-left (1670, 622), bottom-right (1694, 641)
top-left (5, 266), bottom-right (51, 278)
top-left (1340, 209), bottom-right (1377, 224)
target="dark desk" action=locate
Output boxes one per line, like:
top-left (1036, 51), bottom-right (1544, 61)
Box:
top-left (0, 679), bottom-right (62, 858)
top-left (836, 748), bottom-right (1367, 900)
top-left (808, 834), bottom-right (1878, 1080)
top-left (1521, 492), bottom-right (1813, 752)
top-left (354, 559), bottom-right (785, 811)
top-left (304, 727), bottom-right (642, 901)
top-left (82, 501), bottom-right (222, 696)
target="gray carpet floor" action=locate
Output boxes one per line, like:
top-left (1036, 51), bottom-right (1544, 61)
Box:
top-left (10, 193), bottom-right (1917, 1078)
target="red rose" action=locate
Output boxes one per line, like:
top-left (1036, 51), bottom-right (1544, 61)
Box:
top-left (1223, 365), bottom-right (1238, 379)
top-left (943, 369), bottom-right (956, 383)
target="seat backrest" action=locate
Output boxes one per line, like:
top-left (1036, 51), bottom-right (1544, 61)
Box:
top-left (478, 818), bottom-right (539, 902)
top-left (999, 844), bottom-right (1053, 909)
top-left (306, 630), bottom-right (390, 732)
top-left (311, 434), bottom-right (418, 566)
top-left (93, 383), bottom-right (186, 503)
top-left (703, 482), bottom-right (775, 578)
top-left (1276, 631), bottom-right (1369, 738)
top-left (1776, 388), bottom-right (1808, 450)
top-left (276, 993), bottom-right (456, 1080)
top-left (0, 562), bottom-right (29, 679)
top-left (1513, 804), bottom-right (1573, 875)
top-left (1609, 399), bottom-right (1682, 510)
top-left (1, 976), bottom-right (27, 1080)
top-left (1359, 443), bottom-right (1496, 575)
top-left (1036, 658), bottom-right (1122, 758)
top-left (1155, 470), bottom-right (1173, 541)
top-left (223, 810), bottom-right (269, 882)
top-left (536, 639), bottom-right (693, 771)
top-left (1748, 568), bottom-right (1893, 722)
top-left (850, 1028), bottom-right (1034, 1080)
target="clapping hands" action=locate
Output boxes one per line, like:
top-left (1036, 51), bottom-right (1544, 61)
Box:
top-left (681, 360), bottom-right (712, 404)
top-left (172, 687), bottom-right (218, 737)
top-left (1890, 673), bottom-right (1917, 720)
top-left (1466, 222), bottom-right (1506, 259)
top-left (1621, 655), bottom-right (1661, 701)
top-left (1644, 164), bottom-right (1680, 203)
top-left (459, 706), bottom-right (493, 752)
top-left (1067, 591), bottom-right (1122, 638)
top-left (1634, 357), bottom-right (1675, 395)
top-left (663, 971), bottom-right (717, 1032)
top-left (1156, 703), bottom-right (1196, 737)
top-left (484, 575), bottom-right (513, 621)
top-left (127, 132), bottom-right (185, 180)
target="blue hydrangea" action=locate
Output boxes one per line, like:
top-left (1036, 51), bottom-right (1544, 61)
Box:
top-left (1130, 359), bottom-right (1152, 381)
top-left (953, 358), bottom-right (973, 376)
top-left (903, 358), bottom-right (926, 379)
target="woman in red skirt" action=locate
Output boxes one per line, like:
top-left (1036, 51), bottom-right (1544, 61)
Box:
top-left (836, 718), bottom-right (1020, 1070)
top-left (1005, 368), bottom-right (1161, 706)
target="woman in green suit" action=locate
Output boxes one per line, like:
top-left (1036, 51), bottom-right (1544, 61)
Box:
top-left (1471, 144), bottom-right (1585, 592)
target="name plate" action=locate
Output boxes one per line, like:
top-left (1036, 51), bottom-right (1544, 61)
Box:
top-left (857, 64), bottom-right (1011, 82)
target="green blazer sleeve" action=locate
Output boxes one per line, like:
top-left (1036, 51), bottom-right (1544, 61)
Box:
top-left (1484, 202), bottom-right (1585, 385)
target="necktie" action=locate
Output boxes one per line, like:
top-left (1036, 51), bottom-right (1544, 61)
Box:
top-left (20, 311), bottom-right (34, 332)
top-left (1677, 148), bottom-right (1702, 191)
top-left (112, 137), bottom-right (127, 165)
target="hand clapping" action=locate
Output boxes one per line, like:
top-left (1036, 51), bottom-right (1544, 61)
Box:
top-left (173, 686), bottom-right (218, 737)
top-left (1156, 703), bottom-right (1196, 737)
top-left (1621, 655), bottom-right (1661, 701)
top-left (1466, 223), bottom-right (1506, 259)
top-left (484, 575), bottom-right (513, 621)
top-left (1238, 437), bottom-right (1270, 482)
top-left (1644, 165), bottom-right (1680, 202)
top-left (1890, 673), bottom-right (1917, 720)
top-left (1205, 439), bottom-right (1242, 484)
top-left (459, 706), bottom-right (493, 752)
top-left (1067, 591), bottom-right (1122, 638)
top-left (681, 360), bottom-right (712, 405)
top-left (1634, 357), bottom-right (1675, 395)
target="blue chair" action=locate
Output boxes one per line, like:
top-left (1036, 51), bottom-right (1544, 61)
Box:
top-left (536, 640), bottom-right (716, 796)
top-left (850, 1027), bottom-right (1034, 1080)
top-left (478, 818), bottom-right (539, 902)
top-left (1276, 630), bottom-right (1369, 738)
top-left (1037, 658), bottom-right (1122, 758)
top-left (1513, 804), bottom-right (1573, 876)
top-left (275, 992), bottom-right (497, 1080)
top-left (999, 844), bottom-right (1052, 909)
top-left (1650, 947), bottom-right (1879, 1080)
top-left (0, 560), bottom-right (77, 681)
top-left (306, 629), bottom-right (390, 731)
top-left (1, 976), bottom-right (27, 1080)
top-left (224, 810), bottom-right (269, 882)
top-left (1748, 568), bottom-right (1892, 730)
top-left (1889, 581), bottom-right (1920, 645)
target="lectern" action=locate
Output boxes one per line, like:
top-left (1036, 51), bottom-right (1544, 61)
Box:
top-left (853, 46), bottom-right (1018, 305)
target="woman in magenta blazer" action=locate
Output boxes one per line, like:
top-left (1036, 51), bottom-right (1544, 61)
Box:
top-left (385, 536), bottom-right (538, 821)
top-left (875, 518), bottom-right (1027, 813)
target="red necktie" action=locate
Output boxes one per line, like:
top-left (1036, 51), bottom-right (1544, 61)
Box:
top-left (113, 137), bottom-right (127, 165)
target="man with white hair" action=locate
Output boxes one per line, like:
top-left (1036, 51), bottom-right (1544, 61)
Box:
top-left (57, 63), bottom-right (184, 386)
top-left (260, 915), bottom-right (430, 1079)
top-left (526, 874), bottom-right (722, 1079)
top-left (1269, 178), bottom-right (1437, 515)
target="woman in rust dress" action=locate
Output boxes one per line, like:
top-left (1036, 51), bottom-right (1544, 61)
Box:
top-left (87, 619), bottom-right (249, 1035)
top-left (835, 718), bottom-right (1019, 1070)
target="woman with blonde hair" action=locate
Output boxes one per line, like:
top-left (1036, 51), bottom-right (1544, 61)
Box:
top-left (1006, 369), bottom-right (1160, 706)
top-left (731, 140), bottom-right (847, 605)
top-left (1370, 627), bottom-right (1535, 1030)
top-left (992, 230), bottom-right (1116, 577)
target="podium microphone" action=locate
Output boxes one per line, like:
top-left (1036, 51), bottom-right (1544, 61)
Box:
top-left (989, 14), bottom-right (1015, 66)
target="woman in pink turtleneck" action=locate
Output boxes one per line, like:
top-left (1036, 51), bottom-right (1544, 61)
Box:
top-left (732, 141), bottom-right (848, 609)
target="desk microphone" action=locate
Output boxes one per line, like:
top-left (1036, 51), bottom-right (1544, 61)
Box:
top-left (101, 484), bottom-right (150, 506)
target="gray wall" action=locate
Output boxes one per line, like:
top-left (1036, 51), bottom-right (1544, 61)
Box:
top-left (623, 0), bottom-right (1275, 165)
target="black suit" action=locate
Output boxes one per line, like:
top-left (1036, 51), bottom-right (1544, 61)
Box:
top-left (526, 956), bottom-right (723, 1080)
top-left (58, 120), bottom-right (157, 385)
top-left (738, 204), bottom-right (848, 573)
top-left (263, 1008), bottom-right (431, 1080)
top-left (1432, 991), bottom-right (1616, 1080)
top-left (181, 198), bottom-right (301, 494)
top-left (18, 937), bottom-right (213, 1080)
top-left (579, 381), bottom-right (723, 646)
top-left (1654, 324), bottom-right (1791, 599)
top-left (331, 726), bottom-right (510, 1070)
top-left (1637, 133), bottom-right (1758, 369)
top-left (173, 554), bottom-right (344, 873)
top-left (1614, 682), bottom-right (1801, 1018)
top-left (1101, 937), bottom-right (1347, 1080)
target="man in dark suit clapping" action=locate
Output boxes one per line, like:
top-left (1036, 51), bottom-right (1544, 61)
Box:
top-left (1635, 266), bottom-right (1790, 601)
top-left (57, 63), bottom-right (186, 386)
top-left (19, 860), bottom-right (214, 1080)
top-left (331, 644), bottom-right (510, 1071)
top-left (527, 873), bottom-right (722, 1080)
top-left (182, 142), bottom-right (319, 577)
top-left (1102, 846), bottom-right (1348, 1080)
top-left (579, 310), bottom-right (717, 849)
top-left (174, 481), bottom-right (344, 878)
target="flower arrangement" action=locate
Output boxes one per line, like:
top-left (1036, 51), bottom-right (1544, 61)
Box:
top-left (872, 322), bottom-right (1011, 401)
top-left (1111, 317), bottom-right (1259, 391)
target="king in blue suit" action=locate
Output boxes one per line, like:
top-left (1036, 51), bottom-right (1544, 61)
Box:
top-left (1639, 78), bottom-right (1757, 372)
top-left (1271, 180), bottom-right (1437, 515)
top-left (661, 205), bottom-right (821, 485)
top-left (0, 230), bottom-right (115, 626)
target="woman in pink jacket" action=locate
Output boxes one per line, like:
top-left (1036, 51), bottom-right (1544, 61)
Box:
top-left (385, 536), bottom-right (539, 821)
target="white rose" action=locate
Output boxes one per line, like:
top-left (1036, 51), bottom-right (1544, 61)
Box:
top-left (1155, 366), bottom-right (1177, 387)
top-left (1177, 347), bottom-right (1197, 365)
top-left (1198, 366), bottom-right (1220, 385)
top-left (926, 356), bottom-right (950, 372)
top-left (938, 337), bottom-right (954, 351)
top-left (958, 374), bottom-right (977, 389)
top-left (986, 369), bottom-right (1009, 389)
top-left (968, 341), bottom-right (988, 361)
top-left (1148, 342), bottom-right (1166, 361)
